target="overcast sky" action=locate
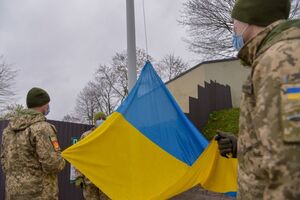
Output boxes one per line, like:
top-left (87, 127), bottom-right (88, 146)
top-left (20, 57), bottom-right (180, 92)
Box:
top-left (0, 0), bottom-right (200, 120)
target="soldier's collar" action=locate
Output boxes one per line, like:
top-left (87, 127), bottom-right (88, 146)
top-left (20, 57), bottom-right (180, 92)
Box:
top-left (237, 20), bottom-right (284, 67)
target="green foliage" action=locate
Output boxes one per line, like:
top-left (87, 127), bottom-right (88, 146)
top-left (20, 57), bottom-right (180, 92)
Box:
top-left (202, 108), bottom-right (240, 140)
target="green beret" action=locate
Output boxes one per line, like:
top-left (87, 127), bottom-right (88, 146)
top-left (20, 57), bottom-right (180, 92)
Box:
top-left (232, 0), bottom-right (291, 26)
top-left (26, 87), bottom-right (50, 108)
top-left (94, 112), bottom-right (106, 122)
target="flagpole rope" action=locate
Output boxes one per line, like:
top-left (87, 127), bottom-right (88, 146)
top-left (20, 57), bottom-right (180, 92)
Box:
top-left (142, 0), bottom-right (149, 61)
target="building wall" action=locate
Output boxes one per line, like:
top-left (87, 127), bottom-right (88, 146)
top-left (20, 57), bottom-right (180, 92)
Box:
top-left (166, 59), bottom-right (250, 113)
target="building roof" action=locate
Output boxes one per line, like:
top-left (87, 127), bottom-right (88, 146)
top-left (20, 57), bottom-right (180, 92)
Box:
top-left (166, 57), bottom-right (238, 84)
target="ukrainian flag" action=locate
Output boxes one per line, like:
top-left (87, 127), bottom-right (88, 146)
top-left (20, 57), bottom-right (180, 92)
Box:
top-left (287, 87), bottom-right (300, 100)
top-left (62, 62), bottom-right (237, 199)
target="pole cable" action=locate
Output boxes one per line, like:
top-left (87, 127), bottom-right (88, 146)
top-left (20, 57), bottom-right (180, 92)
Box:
top-left (142, 0), bottom-right (149, 61)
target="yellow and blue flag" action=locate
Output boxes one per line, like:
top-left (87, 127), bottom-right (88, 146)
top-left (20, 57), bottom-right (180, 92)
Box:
top-left (62, 62), bottom-right (237, 199)
top-left (287, 87), bottom-right (300, 100)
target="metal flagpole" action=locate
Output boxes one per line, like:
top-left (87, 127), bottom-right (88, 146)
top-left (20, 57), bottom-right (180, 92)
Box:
top-left (126, 0), bottom-right (137, 92)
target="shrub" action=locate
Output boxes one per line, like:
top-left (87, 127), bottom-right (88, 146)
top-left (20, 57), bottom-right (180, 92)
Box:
top-left (201, 108), bottom-right (240, 141)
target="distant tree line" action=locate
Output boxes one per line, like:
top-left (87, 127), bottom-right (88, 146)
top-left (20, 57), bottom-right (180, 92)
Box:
top-left (63, 49), bottom-right (189, 124)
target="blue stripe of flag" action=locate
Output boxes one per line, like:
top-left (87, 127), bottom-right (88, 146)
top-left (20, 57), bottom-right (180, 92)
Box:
top-left (287, 87), bottom-right (300, 94)
top-left (226, 192), bottom-right (237, 197)
top-left (117, 62), bottom-right (209, 166)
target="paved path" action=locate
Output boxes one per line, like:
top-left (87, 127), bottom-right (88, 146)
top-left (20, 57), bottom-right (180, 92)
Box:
top-left (171, 186), bottom-right (235, 200)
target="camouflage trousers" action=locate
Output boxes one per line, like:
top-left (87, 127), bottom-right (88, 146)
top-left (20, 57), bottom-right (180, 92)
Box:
top-left (83, 184), bottom-right (110, 200)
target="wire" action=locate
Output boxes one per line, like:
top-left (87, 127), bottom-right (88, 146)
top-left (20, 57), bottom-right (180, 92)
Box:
top-left (142, 0), bottom-right (149, 61)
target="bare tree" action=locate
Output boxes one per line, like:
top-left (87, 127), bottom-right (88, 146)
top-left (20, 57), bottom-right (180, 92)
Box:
top-left (62, 114), bottom-right (81, 123)
top-left (92, 65), bottom-right (118, 114)
top-left (180, 0), bottom-right (300, 59)
top-left (291, 0), bottom-right (300, 18)
top-left (73, 48), bottom-right (154, 123)
top-left (158, 53), bottom-right (188, 81)
top-left (0, 56), bottom-right (17, 109)
top-left (111, 48), bottom-right (154, 99)
top-left (73, 48), bottom-right (191, 123)
top-left (0, 104), bottom-right (24, 120)
top-left (73, 67), bottom-right (118, 124)
top-left (74, 84), bottom-right (98, 125)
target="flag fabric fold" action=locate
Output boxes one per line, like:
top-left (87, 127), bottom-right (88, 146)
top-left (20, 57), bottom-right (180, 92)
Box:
top-left (62, 62), bottom-right (237, 200)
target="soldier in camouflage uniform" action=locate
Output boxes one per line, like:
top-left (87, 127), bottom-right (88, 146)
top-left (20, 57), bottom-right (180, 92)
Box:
top-left (216, 0), bottom-right (300, 199)
top-left (0, 87), bottom-right (65, 200)
top-left (74, 112), bottom-right (110, 200)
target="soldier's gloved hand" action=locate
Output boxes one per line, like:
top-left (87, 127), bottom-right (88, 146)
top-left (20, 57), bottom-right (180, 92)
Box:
top-left (75, 177), bottom-right (84, 188)
top-left (215, 131), bottom-right (237, 158)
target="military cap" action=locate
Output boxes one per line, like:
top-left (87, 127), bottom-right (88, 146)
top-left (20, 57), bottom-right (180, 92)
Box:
top-left (232, 0), bottom-right (291, 27)
top-left (26, 87), bottom-right (50, 108)
top-left (94, 112), bottom-right (106, 122)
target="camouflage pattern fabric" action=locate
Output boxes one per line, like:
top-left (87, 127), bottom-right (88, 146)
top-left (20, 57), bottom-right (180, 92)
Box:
top-left (74, 129), bottom-right (110, 200)
top-left (237, 20), bottom-right (300, 200)
top-left (0, 109), bottom-right (65, 200)
top-left (83, 183), bottom-right (110, 200)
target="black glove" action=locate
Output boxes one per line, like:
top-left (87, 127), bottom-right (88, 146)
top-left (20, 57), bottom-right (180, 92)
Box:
top-left (215, 131), bottom-right (237, 158)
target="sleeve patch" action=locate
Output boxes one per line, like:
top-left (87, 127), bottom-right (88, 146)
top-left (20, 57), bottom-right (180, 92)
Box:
top-left (281, 83), bottom-right (300, 143)
top-left (50, 136), bottom-right (61, 151)
top-left (286, 87), bottom-right (300, 100)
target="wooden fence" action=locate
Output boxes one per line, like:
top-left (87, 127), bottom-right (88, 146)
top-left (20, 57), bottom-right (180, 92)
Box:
top-left (186, 81), bottom-right (232, 131)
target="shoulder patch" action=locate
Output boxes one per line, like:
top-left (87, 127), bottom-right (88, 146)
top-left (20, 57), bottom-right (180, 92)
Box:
top-left (286, 87), bottom-right (300, 100)
top-left (281, 83), bottom-right (300, 143)
top-left (49, 136), bottom-right (61, 151)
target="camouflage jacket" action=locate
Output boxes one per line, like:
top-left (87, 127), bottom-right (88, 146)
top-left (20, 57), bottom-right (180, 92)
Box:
top-left (0, 109), bottom-right (65, 200)
top-left (237, 20), bottom-right (300, 200)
